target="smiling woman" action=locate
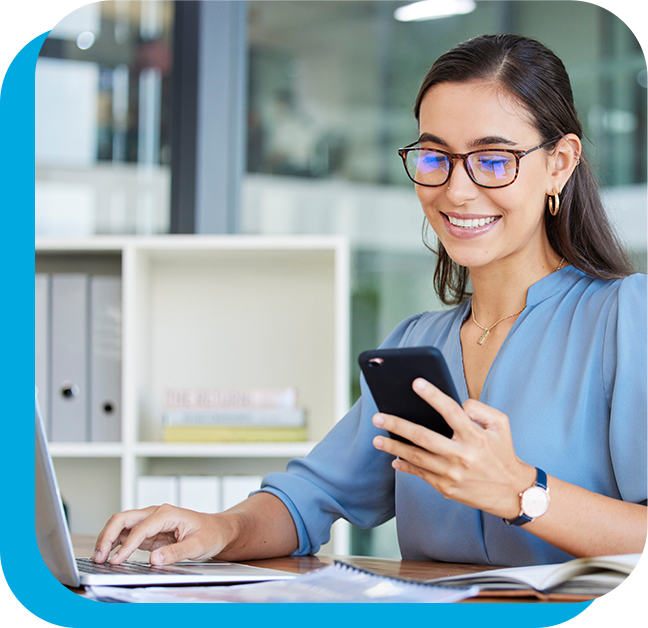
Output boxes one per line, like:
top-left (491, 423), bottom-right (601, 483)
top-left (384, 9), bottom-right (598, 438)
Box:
top-left (413, 35), bottom-right (636, 306)
top-left (93, 34), bottom-right (647, 571)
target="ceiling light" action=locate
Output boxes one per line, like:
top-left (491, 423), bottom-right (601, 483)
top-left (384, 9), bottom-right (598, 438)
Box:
top-left (394, 0), bottom-right (477, 22)
top-left (76, 31), bottom-right (96, 50)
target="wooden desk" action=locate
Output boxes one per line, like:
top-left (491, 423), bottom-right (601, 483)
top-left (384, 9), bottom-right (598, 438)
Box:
top-left (70, 535), bottom-right (575, 603)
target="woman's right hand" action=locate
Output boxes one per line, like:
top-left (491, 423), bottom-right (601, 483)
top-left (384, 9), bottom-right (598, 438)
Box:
top-left (92, 492), bottom-right (299, 566)
top-left (92, 504), bottom-right (239, 566)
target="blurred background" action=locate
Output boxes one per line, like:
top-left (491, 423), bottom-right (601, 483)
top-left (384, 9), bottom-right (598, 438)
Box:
top-left (35, 0), bottom-right (647, 558)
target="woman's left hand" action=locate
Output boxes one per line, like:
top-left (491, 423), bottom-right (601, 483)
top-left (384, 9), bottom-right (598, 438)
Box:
top-left (372, 378), bottom-right (536, 519)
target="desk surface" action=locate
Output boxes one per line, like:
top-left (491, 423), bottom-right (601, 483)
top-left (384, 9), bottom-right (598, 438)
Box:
top-left (70, 535), bottom-right (573, 603)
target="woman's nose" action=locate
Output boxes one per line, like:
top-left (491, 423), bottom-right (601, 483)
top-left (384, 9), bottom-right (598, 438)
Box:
top-left (445, 158), bottom-right (480, 204)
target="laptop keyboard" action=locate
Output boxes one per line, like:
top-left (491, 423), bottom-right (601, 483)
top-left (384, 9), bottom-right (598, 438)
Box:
top-left (76, 557), bottom-right (191, 575)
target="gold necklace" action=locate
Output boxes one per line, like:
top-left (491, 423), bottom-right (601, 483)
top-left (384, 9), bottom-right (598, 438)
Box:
top-left (471, 258), bottom-right (565, 345)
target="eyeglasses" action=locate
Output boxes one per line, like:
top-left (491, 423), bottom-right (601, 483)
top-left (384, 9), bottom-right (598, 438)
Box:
top-left (397, 139), bottom-right (559, 189)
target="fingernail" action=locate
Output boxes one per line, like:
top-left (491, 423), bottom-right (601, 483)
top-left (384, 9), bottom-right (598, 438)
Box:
top-left (110, 551), bottom-right (121, 563)
top-left (150, 551), bottom-right (162, 565)
top-left (92, 550), bottom-right (101, 562)
top-left (373, 414), bottom-right (384, 426)
top-left (413, 378), bottom-right (428, 391)
top-left (374, 437), bottom-right (384, 449)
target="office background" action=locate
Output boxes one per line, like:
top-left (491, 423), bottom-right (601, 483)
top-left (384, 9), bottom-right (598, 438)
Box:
top-left (35, 0), bottom-right (647, 558)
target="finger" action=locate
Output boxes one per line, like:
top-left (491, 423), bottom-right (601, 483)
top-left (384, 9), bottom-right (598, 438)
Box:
top-left (93, 507), bottom-right (157, 562)
top-left (372, 412), bottom-right (456, 457)
top-left (462, 398), bottom-right (509, 431)
top-left (411, 378), bottom-right (473, 437)
top-left (150, 534), bottom-right (209, 566)
top-left (372, 424), bottom-right (449, 477)
top-left (109, 505), bottom-right (181, 564)
top-left (391, 455), bottom-right (440, 486)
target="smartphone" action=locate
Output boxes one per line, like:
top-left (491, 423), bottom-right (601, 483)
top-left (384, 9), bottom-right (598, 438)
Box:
top-left (358, 346), bottom-right (460, 443)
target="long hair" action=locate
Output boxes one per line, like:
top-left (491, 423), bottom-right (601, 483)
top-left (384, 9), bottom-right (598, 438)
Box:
top-left (414, 34), bottom-right (635, 305)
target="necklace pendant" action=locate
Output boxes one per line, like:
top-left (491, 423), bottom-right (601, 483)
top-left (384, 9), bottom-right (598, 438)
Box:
top-left (477, 328), bottom-right (490, 345)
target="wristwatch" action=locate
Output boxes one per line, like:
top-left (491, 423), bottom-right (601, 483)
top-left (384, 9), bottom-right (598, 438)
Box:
top-left (503, 467), bottom-right (550, 526)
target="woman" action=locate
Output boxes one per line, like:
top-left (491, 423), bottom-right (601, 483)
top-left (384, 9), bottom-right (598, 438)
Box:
top-left (94, 34), bottom-right (647, 568)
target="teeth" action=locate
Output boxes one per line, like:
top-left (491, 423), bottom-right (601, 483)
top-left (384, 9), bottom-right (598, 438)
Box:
top-left (447, 215), bottom-right (497, 229)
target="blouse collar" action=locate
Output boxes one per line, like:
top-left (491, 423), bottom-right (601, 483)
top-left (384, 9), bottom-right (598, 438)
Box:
top-left (525, 265), bottom-right (585, 307)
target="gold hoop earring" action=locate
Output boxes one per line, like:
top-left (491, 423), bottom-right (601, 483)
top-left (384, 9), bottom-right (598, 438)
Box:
top-left (548, 188), bottom-right (560, 216)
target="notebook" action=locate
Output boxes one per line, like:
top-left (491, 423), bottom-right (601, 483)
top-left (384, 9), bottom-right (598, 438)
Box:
top-left (34, 393), bottom-right (296, 587)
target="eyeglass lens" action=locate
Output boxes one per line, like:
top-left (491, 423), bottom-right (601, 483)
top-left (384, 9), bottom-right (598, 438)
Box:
top-left (407, 150), bottom-right (518, 188)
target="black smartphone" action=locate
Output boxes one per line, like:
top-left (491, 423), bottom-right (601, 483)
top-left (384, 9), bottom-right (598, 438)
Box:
top-left (358, 346), bottom-right (460, 443)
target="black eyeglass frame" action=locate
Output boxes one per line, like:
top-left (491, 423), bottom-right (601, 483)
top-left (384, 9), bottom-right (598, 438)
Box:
top-left (397, 138), bottom-right (560, 189)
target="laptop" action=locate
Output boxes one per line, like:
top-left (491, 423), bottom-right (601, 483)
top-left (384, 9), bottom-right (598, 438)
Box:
top-left (35, 395), bottom-right (297, 587)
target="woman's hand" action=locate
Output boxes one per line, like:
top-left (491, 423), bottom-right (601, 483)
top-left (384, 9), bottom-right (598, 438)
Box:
top-left (93, 504), bottom-right (237, 566)
top-left (93, 492), bottom-right (299, 566)
top-left (372, 377), bottom-right (536, 519)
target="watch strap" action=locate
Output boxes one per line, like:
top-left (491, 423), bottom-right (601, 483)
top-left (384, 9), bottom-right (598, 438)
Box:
top-left (503, 467), bottom-right (547, 526)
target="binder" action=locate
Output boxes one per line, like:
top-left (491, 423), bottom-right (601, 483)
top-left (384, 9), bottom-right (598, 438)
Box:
top-left (136, 476), bottom-right (179, 509)
top-left (50, 274), bottom-right (89, 442)
top-left (90, 276), bottom-right (122, 442)
top-left (35, 274), bottom-right (51, 437)
top-left (178, 476), bottom-right (221, 513)
top-left (221, 476), bottom-right (263, 512)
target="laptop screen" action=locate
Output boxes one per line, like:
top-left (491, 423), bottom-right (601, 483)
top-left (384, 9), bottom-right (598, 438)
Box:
top-left (35, 393), bottom-right (80, 587)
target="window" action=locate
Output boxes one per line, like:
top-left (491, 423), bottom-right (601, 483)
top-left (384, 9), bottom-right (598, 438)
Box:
top-left (244, 0), bottom-right (647, 558)
top-left (35, 1), bottom-right (174, 236)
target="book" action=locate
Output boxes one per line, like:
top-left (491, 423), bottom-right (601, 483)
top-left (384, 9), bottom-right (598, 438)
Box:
top-left (162, 425), bottom-right (308, 442)
top-left (165, 387), bottom-right (297, 410)
top-left (424, 553), bottom-right (641, 600)
top-left (162, 408), bottom-right (305, 427)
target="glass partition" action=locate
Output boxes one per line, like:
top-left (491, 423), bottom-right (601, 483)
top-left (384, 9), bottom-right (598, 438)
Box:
top-left (35, 1), bottom-right (174, 237)
top-left (243, 0), bottom-right (647, 558)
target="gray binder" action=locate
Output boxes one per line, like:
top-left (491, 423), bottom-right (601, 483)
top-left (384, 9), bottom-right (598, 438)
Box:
top-left (90, 276), bottom-right (122, 441)
top-left (35, 273), bottom-right (51, 437)
top-left (50, 274), bottom-right (89, 442)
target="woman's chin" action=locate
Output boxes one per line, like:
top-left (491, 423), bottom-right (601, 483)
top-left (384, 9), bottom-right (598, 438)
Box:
top-left (442, 246), bottom-right (493, 270)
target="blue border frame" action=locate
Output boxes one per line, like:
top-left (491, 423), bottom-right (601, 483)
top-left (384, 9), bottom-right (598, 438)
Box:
top-left (0, 31), bottom-right (592, 628)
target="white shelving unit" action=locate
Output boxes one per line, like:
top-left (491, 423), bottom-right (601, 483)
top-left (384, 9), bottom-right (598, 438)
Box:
top-left (36, 235), bottom-right (351, 554)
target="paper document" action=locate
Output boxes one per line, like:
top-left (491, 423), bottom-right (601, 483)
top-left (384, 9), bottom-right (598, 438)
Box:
top-left (87, 561), bottom-right (479, 603)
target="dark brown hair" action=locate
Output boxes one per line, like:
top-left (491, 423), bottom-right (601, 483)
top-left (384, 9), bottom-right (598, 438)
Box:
top-left (415, 34), bottom-right (635, 305)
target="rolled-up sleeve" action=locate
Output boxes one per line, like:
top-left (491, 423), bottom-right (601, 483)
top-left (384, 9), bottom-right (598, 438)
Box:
top-left (258, 314), bottom-right (422, 554)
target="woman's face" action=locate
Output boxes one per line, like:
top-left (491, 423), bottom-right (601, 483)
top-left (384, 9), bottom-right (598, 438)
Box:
top-left (416, 80), bottom-right (556, 271)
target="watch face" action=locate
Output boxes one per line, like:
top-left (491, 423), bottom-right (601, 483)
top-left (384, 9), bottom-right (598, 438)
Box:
top-left (521, 486), bottom-right (549, 518)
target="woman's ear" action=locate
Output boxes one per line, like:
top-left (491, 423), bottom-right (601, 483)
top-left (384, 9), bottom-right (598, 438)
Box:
top-left (548, 134), bottom-right (582, 193)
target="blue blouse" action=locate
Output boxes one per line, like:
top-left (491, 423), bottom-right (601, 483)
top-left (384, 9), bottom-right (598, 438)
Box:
top-left (260, 267), bottom-right (648, 566)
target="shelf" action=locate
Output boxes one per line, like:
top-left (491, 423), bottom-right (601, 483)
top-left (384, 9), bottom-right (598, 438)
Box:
top-left (134, 442), bottom-right (317, 458)
top-left (49, 442), bottom-right (123, 458)
top-left (36, 235), bottom-right (350, 552)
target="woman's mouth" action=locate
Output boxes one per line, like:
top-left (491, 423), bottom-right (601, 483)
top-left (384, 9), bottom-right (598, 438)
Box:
top-left (445, 214), bottom-right (499, 229)
top-left (441, 213), bottom-right (501, 237)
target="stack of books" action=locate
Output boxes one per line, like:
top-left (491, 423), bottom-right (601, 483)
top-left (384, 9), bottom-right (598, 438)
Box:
top-left (162, 387), bottom-right (307, 442)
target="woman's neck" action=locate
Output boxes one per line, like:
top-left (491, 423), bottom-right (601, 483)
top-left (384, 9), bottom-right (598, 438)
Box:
top-left (468, 250), bottom-right (563, 323)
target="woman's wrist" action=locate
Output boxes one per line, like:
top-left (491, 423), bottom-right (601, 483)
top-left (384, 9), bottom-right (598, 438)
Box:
top-left (498, 461), bottom-right (538, 520)
top-left (209, 510), bottom-right (246, 559)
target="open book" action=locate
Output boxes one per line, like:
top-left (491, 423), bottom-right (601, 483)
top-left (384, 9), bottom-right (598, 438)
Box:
top-left (424, 553), bottom-right (641, 600)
